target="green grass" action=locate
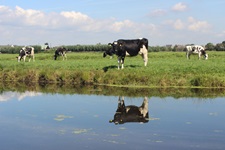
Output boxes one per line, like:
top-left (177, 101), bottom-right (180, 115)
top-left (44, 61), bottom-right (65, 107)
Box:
top-left (1, 51), bottom-right (225, 88)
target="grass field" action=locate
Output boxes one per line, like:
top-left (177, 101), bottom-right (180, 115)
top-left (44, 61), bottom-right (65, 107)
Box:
top-left (0, 51), bottom-right (225, 88)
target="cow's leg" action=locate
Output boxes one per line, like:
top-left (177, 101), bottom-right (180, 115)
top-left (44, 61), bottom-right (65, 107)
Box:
top-left (205, 54), bottom-right (208, 60)
top-left (28, 55), bottom-right (31, 62)
top-left (23, 56), bottom-right (26, 62)
top-left (64, 53), bottom-right (67, 60)
top-left (62, 53), bottom-right (65, 60)
top-left (30, 55), bottom-right (35, 62)
top-left (118, 96), bottom-right (125, 106)
top-left (63, 54), bottom-right (67, 60)
top-left (144, 54), bottom-right (148, 66)
top-left (139, 97), bottom-right (148, 117)
top-left (198, 53), bottom-right (201, 60)
top-left (117, 57), bottom-right (121, 69)
top-left (121, 57), bottom-right (125, 69)
top-left (186, 52), bottom-right (189, 59)
top-left (186, 52), bottom-right (191, 59)
top-left (18, 56), bottom-right (21, 62)
top-left (141, 53), bottom-right (148, 66)
top-left (140, 45), bottom-right (148, 66)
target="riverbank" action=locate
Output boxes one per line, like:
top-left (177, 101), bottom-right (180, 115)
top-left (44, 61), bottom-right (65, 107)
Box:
top-left (1, 51), bottom-right (225, 88)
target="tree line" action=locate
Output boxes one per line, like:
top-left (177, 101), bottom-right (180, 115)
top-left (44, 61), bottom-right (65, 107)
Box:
top-left (0, 41), bottom-right (225, 54)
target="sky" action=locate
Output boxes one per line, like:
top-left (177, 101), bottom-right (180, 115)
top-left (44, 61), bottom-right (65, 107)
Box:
top-left (0, 0), bottom-right (225, 46)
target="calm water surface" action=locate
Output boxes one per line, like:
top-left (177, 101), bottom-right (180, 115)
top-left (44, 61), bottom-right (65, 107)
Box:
top-left (0, 91), bottom-right (224, 150)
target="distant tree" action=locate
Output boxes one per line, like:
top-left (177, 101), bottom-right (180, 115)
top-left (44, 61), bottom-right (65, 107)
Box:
top-left (215, 43), bottom-right (225, 51)
top-left (205, 43), bottom-right (215, 51)
top-left (173, 45), bottom-right (185, 52)
top-left (222, 41), bottom-right (225, 46)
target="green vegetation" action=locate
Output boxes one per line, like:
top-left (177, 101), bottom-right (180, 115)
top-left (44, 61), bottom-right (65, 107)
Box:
top-left (0, 51), bottom-right (225, 88)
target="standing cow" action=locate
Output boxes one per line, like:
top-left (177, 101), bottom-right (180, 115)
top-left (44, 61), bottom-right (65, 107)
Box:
top-left (54, 47), bottom-right (67, 60)
top-left (17, 46), bottom-right (35, 62)
top-left (104, 38), bottom-right (148, 69)
top-left (109, 96), bottom-right (149, 125)
top-left (186, 45), bottom-right (208, 60)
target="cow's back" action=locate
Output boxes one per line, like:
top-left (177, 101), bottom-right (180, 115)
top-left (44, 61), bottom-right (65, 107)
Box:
top-left (117, 39), bottom-right (143, 56)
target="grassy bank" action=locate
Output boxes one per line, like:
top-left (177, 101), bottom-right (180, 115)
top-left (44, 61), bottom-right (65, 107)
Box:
top-left (1, 51), bottom-right (225, 88)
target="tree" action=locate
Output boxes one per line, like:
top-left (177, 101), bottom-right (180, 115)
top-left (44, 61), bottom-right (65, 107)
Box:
top-left (222, 41), bottom-right (225, 48)
top-left (205, 43), bottom-right (215, 51)
top-left (215, 43), bottom-right (224, 51)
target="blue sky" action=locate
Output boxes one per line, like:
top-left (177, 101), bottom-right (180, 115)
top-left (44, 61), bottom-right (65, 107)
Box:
top-left (0, 0), bottom-right (225, 46)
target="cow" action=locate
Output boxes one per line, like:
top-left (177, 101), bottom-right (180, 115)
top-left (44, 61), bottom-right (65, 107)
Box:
top-left (109, 96), bottom-right (149, 125)
top-left (54, 47), bottom-right (67, 60)
top-left (186, 45), bottom-right (208, 60)
top-left (17, 46), bottom-right (35, 62)
top-left (104, 38), bottom-right (148, 69)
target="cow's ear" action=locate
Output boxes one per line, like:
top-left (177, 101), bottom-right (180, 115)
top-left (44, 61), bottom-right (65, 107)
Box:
top-left (108, 43), bottom-right (112, 46)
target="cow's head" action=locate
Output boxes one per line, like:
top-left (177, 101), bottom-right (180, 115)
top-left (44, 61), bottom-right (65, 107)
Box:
top-left (109, 113), bottom-right (124, 125)
top-left (139, 38), bottom-right (148, 50)
top-left (201, 50), bottom-right (208, 60)
top-left (103, 42), bottom-right (117, 57)
top-left (17, 49), bottom-right (26, 62)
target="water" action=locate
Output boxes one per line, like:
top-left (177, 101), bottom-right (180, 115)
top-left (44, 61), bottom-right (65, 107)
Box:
top-left (0, 91), bottom-right (224, 150)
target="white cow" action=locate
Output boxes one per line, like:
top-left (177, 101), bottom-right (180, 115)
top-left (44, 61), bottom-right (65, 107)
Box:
top-left (186, 45), bottom-right (208, 60)
top-left (17, 46), bottom-right (35, 62)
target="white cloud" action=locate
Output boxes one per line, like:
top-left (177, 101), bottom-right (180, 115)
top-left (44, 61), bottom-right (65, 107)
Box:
top-left (174, 19), bottom-right (185, 30)
top-left (1, 5), bottom-right (154, 34)
top-left (164, 17), bottom-right (211, 33)
top-left (0, 5), bottom-right (158, 45)
top-left (60, 11), bottom-right (92, 24)
top-left (187, 17), bottom-right (211, 32)
top-left (110, 20), bottom-right (134, 32)
top-left (172, 2), bottom-right (188, 12)
top-left (149, 9), bottom-right (167, 17)
top-left (0, 91), bottom-right (42, 102)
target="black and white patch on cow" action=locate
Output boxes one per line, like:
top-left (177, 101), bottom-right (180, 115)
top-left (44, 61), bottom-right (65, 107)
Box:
top-left (109, 96), bottom-right (149, 125)
top-left (186, 45), bottom-right (208, 60)
top-left (104, 38), bottom-right (148, 69)
top-left (17, 46), bottom-right (35, 62)
top-left (54, 47), bottom-right (67, 60)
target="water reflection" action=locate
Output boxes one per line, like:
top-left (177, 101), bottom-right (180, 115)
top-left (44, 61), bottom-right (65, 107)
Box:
top-left (110, 96), bottom-right (149, 124)
top-left (0, 90), bottom-right (225, 150)
top-left (2, 82), bottom-right (225, 98)
top-left (0, 91), bottom-right (42, 102)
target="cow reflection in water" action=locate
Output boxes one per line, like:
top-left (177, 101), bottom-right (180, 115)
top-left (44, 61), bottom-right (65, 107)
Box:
top-left (110, 97), bottom-right (149, 125)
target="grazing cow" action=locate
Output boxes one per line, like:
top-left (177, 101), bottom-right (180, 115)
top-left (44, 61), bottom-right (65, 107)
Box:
top-left (186, 45), bottom-right (208, 60)
top-left (54, 47), bottom-right (67, 60)
top-left (109, 96), bottom-right (149, 125)
top-left (104, 38), bottom-right (148, 69)
top-left (17, 46), bottom-right (35, 62)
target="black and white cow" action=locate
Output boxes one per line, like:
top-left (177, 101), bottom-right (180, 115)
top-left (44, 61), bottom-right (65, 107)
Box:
top-left (17, 46), bottom-right (35, 62)
top-left (54, 47), bottom-right (67, 60)
top-left (104, 38), bottom-right (148, 69)
top-left (186, 45), bottom-right (208, 60)
top-left (109, 97), bottom-right (149, 125)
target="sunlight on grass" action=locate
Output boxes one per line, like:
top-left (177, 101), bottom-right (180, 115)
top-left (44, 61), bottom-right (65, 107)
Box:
top-left (1, 51), bottom-right (225, 88)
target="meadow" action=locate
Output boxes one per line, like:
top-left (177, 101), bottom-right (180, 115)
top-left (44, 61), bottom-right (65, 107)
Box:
top-left (0, 51), bottom-right (225, 88)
